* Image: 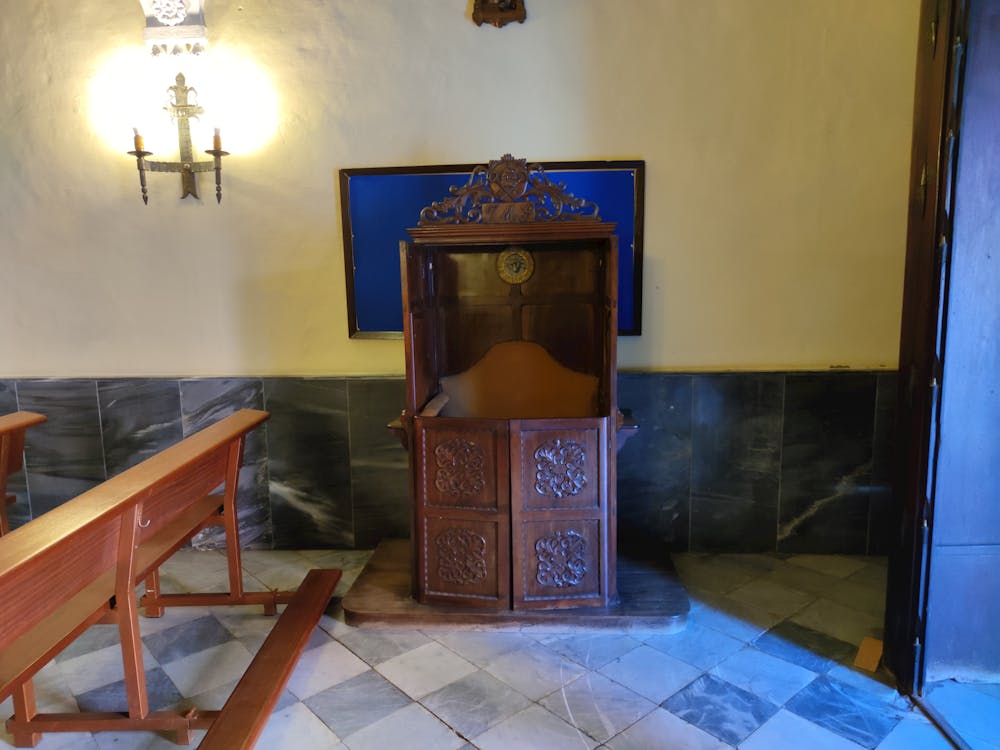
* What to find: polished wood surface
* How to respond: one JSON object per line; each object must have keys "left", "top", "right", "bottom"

{"left": 343, "top": 539, "right": 687, "bottom": 630}
{"left": 0, "top": 409, "right": 339, "bottom": 747}
{"left": 0, "top": 412, "right": 46, "bottom": 536}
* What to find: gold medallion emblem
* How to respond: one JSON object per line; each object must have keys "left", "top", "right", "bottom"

{"left": 496, "top": 247, "right": 534, "bottom": 285}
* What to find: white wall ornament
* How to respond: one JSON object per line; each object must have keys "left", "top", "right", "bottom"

{"left": 138, "top": 0, "right": 207, "bottom": 56}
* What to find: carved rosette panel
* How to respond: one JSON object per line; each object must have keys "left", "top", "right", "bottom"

{"left": 436, "top": 528, "right": 488, "bottom": 585}
{"left": 535, "top": 530, "right": 588, "bottom": 588}
{"left": 533, "top": 439, "right": 587, "bottom": 498}
{"left": 418, "top": 154, "right": 600, "bottom": 225}
{"left": 434, "top": 438, "right": 487, "bottom": 497}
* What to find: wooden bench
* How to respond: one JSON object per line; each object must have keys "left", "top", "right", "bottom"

{"left": 0, "top": 412, "right": 47, "bottom": 536}
{"left": 0, "top": 409, "right": 341, "bottom": 747}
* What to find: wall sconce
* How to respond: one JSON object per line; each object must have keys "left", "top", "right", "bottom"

{"left": 128, "top": 73, "right": 227, "bottom": 204}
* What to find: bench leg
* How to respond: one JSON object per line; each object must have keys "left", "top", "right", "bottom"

{"left": 10, "top": 680, "right": 40, "bottom": 747}
{"left": 143, "top": 568, "right": 164, "bottom": 617}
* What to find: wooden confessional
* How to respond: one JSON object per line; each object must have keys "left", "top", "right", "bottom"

{"left": 396, "top": 155, "right": 621, "bottom": 611}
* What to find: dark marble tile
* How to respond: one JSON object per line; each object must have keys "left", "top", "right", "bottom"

{"left": 752, "top": 620, "right": 856, "bottom": 674}
{"left": 179, "top": 379, "right": 267, "bottom": 461}
{"left": 616, "top": 373, "right": 692, "bottom": 554}
{"left": 662, "top": 673, "right": 778, "bottom": 745}
{"left": 778, "top": 373, "right": 876, "bottom": 554}
{"left": 16, "top": 380, "right": 106, "bottom": 517}
{"left": 142, "top": 615, "right": 234, "bottom": 665}
{"left": 76, "top": 667, "right": 183, "bottom": 713}
{"left": 867, "top": 372, "right": 898, "bottom": 555}
{"left": 347, "top": 378, "right": 409, "bottom": 548}
{"left": 0, "top": 380, "right": 17, "bottom": 412}
{"left": 0, "top": 380, "right": 31, "bottom": 529}
{"left": 98, "top": 379, "right": 183, "bottom": 476}
{"left": 180, "top": 379, "right": 271, "bottom": 549}
{"left": 304, "top": 670, "right": 412, "bottom": 739}
{"left": 264, "top": 378, "right": 353, "bottom": 549}
{"left": 785, "top": 674, "right": 905, "bottom": 747}
{"left": 690, "top": 374, "right": 783, "bottom": 552}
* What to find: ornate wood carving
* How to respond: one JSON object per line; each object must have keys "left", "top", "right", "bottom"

{"left": 434, "top": 438, "right": 487, "bottom": 497}
{"left": 435, "top": 528, "right": 489, "bottom": 584}
{"left": 535, "top": 530, "right": 588, "bottom": 587}
{"left": 418, "top": 154, "right": 600, "bottom": 225}
{"left": 472, "top": 0, "right": 526, "bottom": 28}
{"left": 533, "top": 439, "right": 588, "bottom": 498}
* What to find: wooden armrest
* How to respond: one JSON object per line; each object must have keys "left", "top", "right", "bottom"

{"left": 0, "top": 412, "right": 47, "bottom": 434}
{"left": 198, "top": 568, "right": 342, "bottom": 750}
{"left": 3, "top": 493, "right": 14, "bottom": 507}
{"left": 419, "top": 393, "right": 450, "bottom": 417}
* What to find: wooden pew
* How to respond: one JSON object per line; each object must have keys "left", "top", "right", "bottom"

{"left": 0, "top": 409, "right": 341, "bottom": 747}
{"left": 0, "top": 412, "right": 47, "bottom": 536}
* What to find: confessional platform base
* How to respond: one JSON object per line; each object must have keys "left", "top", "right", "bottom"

{"left": 342, "top": 538, "right": 689, "bottom": 631}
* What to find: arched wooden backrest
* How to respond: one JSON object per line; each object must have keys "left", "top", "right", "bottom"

{"left": 437, "top": 340, "right": 599, "bottom": 419}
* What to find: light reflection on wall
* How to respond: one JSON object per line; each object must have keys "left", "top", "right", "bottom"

{"left": 88, "top": 45, "right": 279, "bottom": 157}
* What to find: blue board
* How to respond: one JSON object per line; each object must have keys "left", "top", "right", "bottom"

{"left": 339, "top": 161, "right": 644, "bottom": 337}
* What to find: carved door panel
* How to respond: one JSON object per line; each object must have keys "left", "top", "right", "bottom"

{"left": 413, "top": 417, "right": 510, "bottom": 608}
{"left": 510, "top": 418, "right": 610, "bottom": 609}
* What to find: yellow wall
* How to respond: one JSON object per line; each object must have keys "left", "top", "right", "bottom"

{"left": 0, "top": 0, "right": 920, "bottom": 377}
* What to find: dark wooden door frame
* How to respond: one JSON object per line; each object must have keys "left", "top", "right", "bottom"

{"left": 884, "top": 0, "right": 970, "bottom": 695}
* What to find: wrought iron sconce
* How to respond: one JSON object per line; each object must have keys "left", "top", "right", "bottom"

{"left": 127, "top": 73, "right": 227, "bottom": 204}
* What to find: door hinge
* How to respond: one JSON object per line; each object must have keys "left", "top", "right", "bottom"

{"left": 919, "top": 163, "right": 928, "bottom": 214}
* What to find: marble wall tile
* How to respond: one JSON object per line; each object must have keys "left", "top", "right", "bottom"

{"left": 98, "top": 379, "right": 183, "bottom": 476}
{"left": 778, "top": 374, "right": 876, "bottom": 554}
{"left": 16, "top": 380, "right": 106, "bottom": 517}
{"left": 0, "top": 380, "right": 31, "bottom": 529}
{"left": 264, "top": 378, "right": 354, "bottom": 549}
{"left": 179, "top": 379, "right": 271, "bottom": 549}
{"left": 347, "top": 378, "right": 410, "bottom": 549}
{"left": 617, "top": 373, "right": 692, "bottom": 554}
{"left": 690, "top": 375, "right": 784, "bottom": 552}
{"left": 867, "top": 373, "right": 898, "bottom": 555}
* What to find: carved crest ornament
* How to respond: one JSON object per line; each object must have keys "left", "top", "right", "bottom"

{"left": 472, "top": 0, "right": 527, "bottom": 28}
{"left": 418, "top": 154, "right": 600, "bottom": 225}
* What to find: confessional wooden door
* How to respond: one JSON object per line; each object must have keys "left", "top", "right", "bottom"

{"left": 413, "top": 416, "right": 612, "bottom": 610}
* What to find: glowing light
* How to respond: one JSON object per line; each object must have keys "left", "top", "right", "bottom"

{"left": 88, "top": 46, "right": 279, "bottom": 156}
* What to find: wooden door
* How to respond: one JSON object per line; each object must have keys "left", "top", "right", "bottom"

{"left": 510, "top": 418, "right": 610, "bottom": 609}
{"left": 412, "top": 416, "right": 510, "bottom": 608}
{"left": 884, "top": 0, "right": 969, "bottom": 693}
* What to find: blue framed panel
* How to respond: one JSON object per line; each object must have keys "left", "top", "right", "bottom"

{"left": 339, "top": 160, "right": 645, "bottom": 337}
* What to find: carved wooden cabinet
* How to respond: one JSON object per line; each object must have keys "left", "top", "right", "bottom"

{"left": 398, "top": 155, "right": 620, "bottom": 611}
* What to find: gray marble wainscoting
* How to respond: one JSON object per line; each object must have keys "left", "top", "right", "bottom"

{"left": 0, "top": 372, "right": 896, "bottom": 554}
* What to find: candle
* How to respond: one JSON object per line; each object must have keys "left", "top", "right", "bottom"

{"left": 213, "top": 127, "right": 222, "bottom": 151}
{"left": 132, "top": 127, "right": 144, "bottom": 152}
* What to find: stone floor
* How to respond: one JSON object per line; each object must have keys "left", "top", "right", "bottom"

{"left": 0, "top": 549, "right": 962, "bottom": 749}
